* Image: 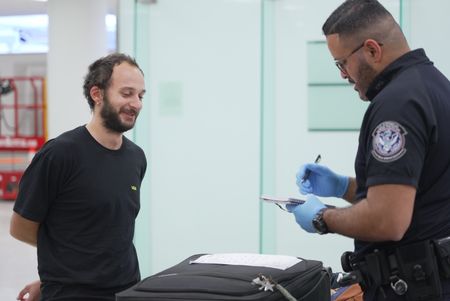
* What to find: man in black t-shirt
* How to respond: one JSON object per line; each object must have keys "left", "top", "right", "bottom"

{"left": 287, "top": 1, "right": 450, "bottom": 300}
{"left": 10, "top": 53, "right": 147, "bottom": 301}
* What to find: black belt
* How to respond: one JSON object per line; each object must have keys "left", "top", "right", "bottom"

{"left": 338, "top": 239, "right": 445, "bottom": 300}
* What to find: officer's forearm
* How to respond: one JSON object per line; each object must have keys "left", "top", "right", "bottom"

{"left": 324, "top": 184, "right": 415, "bottom": 241}
{"left": 323, "top": 202, "right": 391, "bottom": 241}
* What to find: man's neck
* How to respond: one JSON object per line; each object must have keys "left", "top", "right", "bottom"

{"left": 85, "top": 121, "right": 123, "bottom": 150}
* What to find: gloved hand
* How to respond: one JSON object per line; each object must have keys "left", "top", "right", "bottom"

{"left": 296, "top": 163, "right": 349, "bottom": 198}
{"left": 286, "top": 194, "right": 326, "bottom": 233}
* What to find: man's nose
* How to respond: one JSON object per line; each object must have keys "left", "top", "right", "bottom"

{"left": 130, "top": 96, "right": 142, "bottom": 109}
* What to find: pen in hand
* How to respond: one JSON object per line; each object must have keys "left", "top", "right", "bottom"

{"left": 301, "top": 154, "right": 321, "bottom": 183}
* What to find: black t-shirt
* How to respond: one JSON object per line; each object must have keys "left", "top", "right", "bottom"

{"left": 354, "top": 49, "right": 450, "bottom": 255}
{"left": 14, "top": 126, "right": 147, "bottom": 298}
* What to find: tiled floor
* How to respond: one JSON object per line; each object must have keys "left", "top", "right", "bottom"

{"left": 0, "top": 200, "right": 38, "bottom": 300}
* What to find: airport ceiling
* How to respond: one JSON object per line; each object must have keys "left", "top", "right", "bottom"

{"left": 0, "top": 0, "right": 117, "bottom": 16}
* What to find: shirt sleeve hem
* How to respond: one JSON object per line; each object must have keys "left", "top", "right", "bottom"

{"left": 366, "top": 176, "right": 418, "bottom": 188}
{"left": 13, "top": 206, "right": 43, "bottom": 223}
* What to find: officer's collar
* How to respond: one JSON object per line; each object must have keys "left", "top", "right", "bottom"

{"left": 366, "top": 49, "right": 430, "bottom": 101}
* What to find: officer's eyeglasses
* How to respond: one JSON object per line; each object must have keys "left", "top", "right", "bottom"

{"left": 334, "top": 41, "right": 383, "bottom": 73}
{"left": 334, "top": 42, "right": 365, "bottom": 73}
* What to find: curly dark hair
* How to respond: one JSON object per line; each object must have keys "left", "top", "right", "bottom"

{"left": 83, "top": 53, "right": 143, "bottom": 110}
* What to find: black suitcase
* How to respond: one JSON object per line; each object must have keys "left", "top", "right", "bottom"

{"left": 116, "top": 253, "right": 331, "bottom": 301}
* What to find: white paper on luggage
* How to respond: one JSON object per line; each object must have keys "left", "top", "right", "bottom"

{"left": 189, "top": 253, "right": 302, "bottom": 270}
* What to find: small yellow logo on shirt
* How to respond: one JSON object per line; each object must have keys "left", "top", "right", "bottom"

{"left": 131, "top": 185, "right": 137, "bottom": 191}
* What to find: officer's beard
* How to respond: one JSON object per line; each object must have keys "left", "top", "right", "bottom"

{"left": 356, "top": 58, "right": 378, "bottom": 102}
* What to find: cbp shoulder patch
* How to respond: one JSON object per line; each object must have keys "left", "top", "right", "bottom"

{"left": 371, "top": 121, "right": 407, "bottom": 162}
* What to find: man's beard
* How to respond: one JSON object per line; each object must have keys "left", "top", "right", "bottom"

{"left": 100, "top": 95, "right": 138, "bottom": 133}
{"left": 356, "top": 58, "right": 378, "bottom": 101}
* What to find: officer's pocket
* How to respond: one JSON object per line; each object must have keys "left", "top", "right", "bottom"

{"left": 395, "top": 240, "right": 442, "bottom": 301}
{"left": 433, "top": 236, "right": 450, "bottom": 278}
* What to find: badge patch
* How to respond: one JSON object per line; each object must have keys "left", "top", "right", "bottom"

{"left": 371, "top": 121, "right": 407, "bottom": 162}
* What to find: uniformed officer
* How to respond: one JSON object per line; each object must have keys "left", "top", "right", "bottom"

{"left": 287, "top": 1, "right": 450, "bottom": 300}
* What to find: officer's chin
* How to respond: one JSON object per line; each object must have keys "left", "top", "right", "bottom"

{"left": 360, "top": 95, "right": 369, "bottom": 101}
{"left": 354, "top": 86, "right": 369, "bottom": 101}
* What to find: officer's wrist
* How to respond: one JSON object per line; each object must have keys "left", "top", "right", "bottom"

{"left": 312, "top": 208, "right": 332, "bottom": 235}
{"left": 337, "top": 176, "right": 350, "bottom": 198}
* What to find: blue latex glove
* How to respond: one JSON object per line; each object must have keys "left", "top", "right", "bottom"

{"left": 296, "top": 163, "right": 349, "bottom": 198}
{"left": 286, "top": 194, "right": 326, "bottom": 233}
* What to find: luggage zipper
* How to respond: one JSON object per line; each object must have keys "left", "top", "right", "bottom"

{"left": 252, "top": 274, "right": 297, "bottom": 301}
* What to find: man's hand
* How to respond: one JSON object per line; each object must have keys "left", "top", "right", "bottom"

{"left": 17, "top": 280, "right": 41, "bottom": 301}
{"left": 286, "top": 195, "right": 326, "bottom": 233}
{"left": 296, "top": 163, "right": 349, "bottom": 198}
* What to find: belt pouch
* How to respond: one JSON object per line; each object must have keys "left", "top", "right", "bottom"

{"left": 364, "top": 251, "right": 391, "bottom": 287}
{"left": 395, "top": 240, "right": 442, "bottom": 301}
{"left": 433, "top": 236, "right": 450, "bottom": 278}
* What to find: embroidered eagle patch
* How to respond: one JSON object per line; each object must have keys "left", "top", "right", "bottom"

{"left": 371, "top": 121, "right": 407, "bottom": 162}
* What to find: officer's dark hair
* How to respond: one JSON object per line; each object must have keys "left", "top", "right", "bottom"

{"left": 322, "top": 0, "right": 395, "bottom": 41}
{"left": 83, "top": 53, "right": 143, "bottom": 110}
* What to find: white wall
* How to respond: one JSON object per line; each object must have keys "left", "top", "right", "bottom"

{"left": 47, "top": 0, "right": 108, "bottom": 138}
{"left": 134, "top": 0, "right": 262, "bottom": 274}
{"left": 0, "top": 54, "right": 45, "bottom": 77}
{"left": 406, "top": 0, "right": 450, "bottom": 78}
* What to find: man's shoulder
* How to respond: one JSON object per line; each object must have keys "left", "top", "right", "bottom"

{"left": 122, "top": 135, "right": 145, "bottom": 153}
{"left": 39, "top": 126, "right": 86, "bottom": 155}
{"left": 57, "top": 126, "right": 86, "bottom": 140}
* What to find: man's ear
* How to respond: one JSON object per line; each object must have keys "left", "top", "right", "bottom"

{"left": 90, "top": 86, "right": 103, "bottom": 104}
{"left": 365, "top": 39, "right": 383, "bottom": 62}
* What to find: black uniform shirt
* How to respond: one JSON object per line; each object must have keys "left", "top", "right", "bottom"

{"left": 354, "top": 49, "right": 450, "bottom": 255}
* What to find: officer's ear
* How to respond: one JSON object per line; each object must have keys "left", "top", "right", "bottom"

{"left": 364, "top": 39, "right": 383, "bottom": 63}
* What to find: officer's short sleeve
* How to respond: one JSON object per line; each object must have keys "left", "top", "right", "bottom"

{"left": 365, "top": 97, "right": 432, "bottom": 188}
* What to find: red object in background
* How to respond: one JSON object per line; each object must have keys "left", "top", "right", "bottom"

{"left": 0, "top": 77, "right": 46, "bottom": 200}
{"left": 0, "top": 171, "right": 22, "bottom": 200}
